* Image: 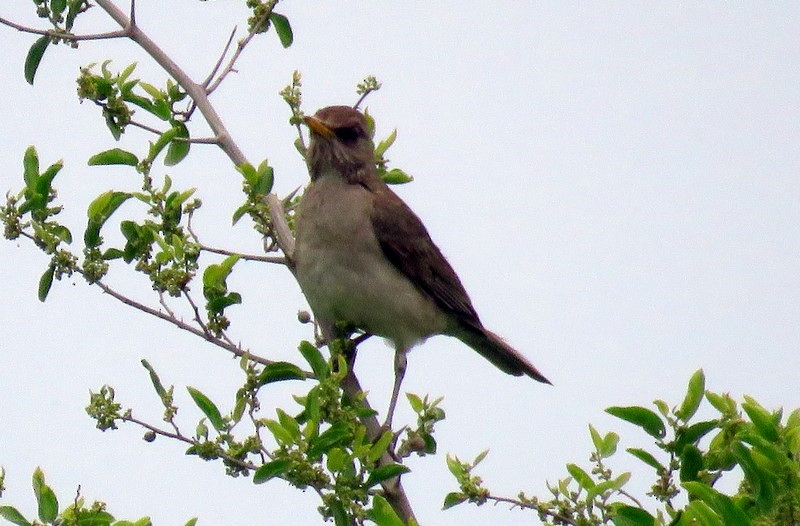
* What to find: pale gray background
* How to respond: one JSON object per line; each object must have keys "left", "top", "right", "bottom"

{"left": 1, "top": 2, "right": 798, "bottom": 525}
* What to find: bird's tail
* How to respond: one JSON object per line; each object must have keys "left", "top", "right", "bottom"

{"left": 454, "top": 327, "right": 551, "bottom": 384}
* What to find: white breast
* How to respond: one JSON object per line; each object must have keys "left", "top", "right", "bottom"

{"left": 295, "top": 174, "right": 447, "bottom": 351}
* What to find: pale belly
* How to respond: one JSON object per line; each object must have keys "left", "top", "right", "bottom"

{"left": 295, "top": 177, "right": 448, "bottom": 351}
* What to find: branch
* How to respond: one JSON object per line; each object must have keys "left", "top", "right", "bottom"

{"left": 485, "top": 495, "right": 578, "bottom": 525}
{"left": 0, "top": 16, "right": 129, "bottom": 41}
{"left": 204, "top": 2, "right": 277, "bottom": 96}
{"left": 201, "top": 27, "right": 237, "bottom": 90}
{"left": 21, "top": 2, "right": 417, "bottom": 521}
{"left": 123, "top": 414, "right": 257, "bottom": 473}
{"left": 84, "top": 270, "right": 300, "bottom": 371}
{"left": 200, "top": 244, "right": 287, "bottom": 265}
{"left": 93, "top": 0, "right": 294, "bottom": 265}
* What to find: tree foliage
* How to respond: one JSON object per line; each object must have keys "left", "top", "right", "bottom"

{"left": 1, "top": 2, "right": 798, "bottom": 525}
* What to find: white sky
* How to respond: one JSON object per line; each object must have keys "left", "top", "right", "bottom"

{"left": 1, "top": 2, "right": 799, "bottom": 525}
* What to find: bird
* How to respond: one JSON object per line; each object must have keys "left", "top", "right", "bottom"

{"left": 294, "top": 105, "right": 550, "bottom": 425}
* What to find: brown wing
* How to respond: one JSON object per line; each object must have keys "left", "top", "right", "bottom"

{"left": 369, "top": 184, "right": 483, "bottom": 332}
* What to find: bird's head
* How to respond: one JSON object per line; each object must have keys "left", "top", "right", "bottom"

{"left": 303, "top": 106, "right": 375, "bottom": 182}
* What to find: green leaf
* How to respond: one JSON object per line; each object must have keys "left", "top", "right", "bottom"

{"left": 676, "top": 369, "right": 705, "bottom": 422}
{"left": 606, "top": 406, "right": 666, "bottom": 439}
{"left": 298, "top": 341, "right": 329, "bottom": 379}
{"left": 406, "top": 393, "right": 424, "bottom": 413}
{"left": 653, "top": 399, "right": 670, "bottom": 417}
{"left": 265, "top": 419, "right": 294, "bottom": 445}
{"left": 237, "top": 162, "right": 258, "bottom": 185}
{"left": 164, "top": 123, "right": 190, "bottom": 166}
{"left": 742, "top": 396, "right": 779, "bottom": 442}
{"left": 186, "top": 386, "right": 225, "bottom": 431}
{"left": 87, "top": 191, "right": 132, "bottom": 222}
{"left": 380, "top": 167, "right": 413, "bottom": 185}
{"left": 366, "top": 495, "right": 405, "bottom": 526}
{"left": 88, "top": 148, "right": 139, "bottom": 166}
{"left": 626, "top": 448, "right": 665, "bottom": 473}
{"left": 368, "top": 430, "right": 394, "bottom": 463}
{"left": 685, "top": 501, "right": 724, "bottom": 526}
{"left": 330, "top": 499, "right": 348, "bottom": 526}
{"left": 269, "top": 12, "right": 293, "bottom": 48}
{"left": 365, "top": 463, "right": 410, "bottom": 488}
{"left": 679, "top": 444, "right": 704, "bottom": 482}
{"left": 375, "top": 129, "right": 397, "bottom": 158}
{"left": 674, "top": 420, "right": 719, "bottom": 453}
{"left": 253, "top": 458, "right": 292, "bottom": 484}
{"left": 589, "top": 424, "right": 604, "bottom": 452}
{"left": 51, "top": 224, "right": 73, "bottom": 244}
{"left": 600, "top": 431, "right": 620, "bottom": 458}
{"left": 35, "top": 160, "right": 63, "bottom": 196}
{"left": 610, "top": 504, "right": 655, "bottom": 526}
{"left": 566, "top": 463, "right": 595, "bottom": 489}
{"left": 446, "top": 454, "right": 465, "bottom": 478}
{"left": 25, "top": 36, "right": 50, "bottom": 85}
{"left": 276, "top": 409, "right": 301, "bottom": 441}
{"left": 308, "top": 422, "right": 352, "bottom": 458}
{"left": 23, "top": 146, "right": 39, "bottom": 188}
{"left": 52, "top": 0, "right": 67, "bottom": 15}
{"left": 442, "top": 492, "right": 467, "bottom": 510}
{"left": 84, "top": 191, "right": 132, "bottom": 247}
{"left": 184, "top": 518, "right": 198, "bottom": 526}
{"left": 588, "top": 479, "right": 618, "bottom": 500}
{"left": 0, "top": 506, "right": 31, "bottom": 526}
{"left": 682, "top": 481, "right": 751, "bottom": 525}
{"left": 140, "top": 359, "right": 167, "bottom": 398}
{"left": 38, "top": 265, "right": 55, "bottom": 302}
{"left": 253, "top": 161, "right": 274, "bottom": 196}
{"left": 257, "top": 361, "right": 307, "bottom": 385}
{"left": 148, "top": 127, "right": 180, "bottom": 162}
{"left": 706, "top": 391, "right": 737, "bottom": 415}
{"left": 32, "top": 467, "right": 58, "bottom": 523}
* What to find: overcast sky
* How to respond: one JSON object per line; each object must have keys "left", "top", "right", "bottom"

{"left": 1, "top": 2, "right": 799, "bottom": 525}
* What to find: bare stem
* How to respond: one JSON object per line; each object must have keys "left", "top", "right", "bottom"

{"left": 200, "top": 244, "right": 287, "bottom": 265}
{"left": 205, "top": 2, "right": 278, "bottom": 96}
{"left": 0, "top": 15, "right": 129, "bottom": 40}
{"left": 85, "top": 270, "right": 295, "bottom": 370}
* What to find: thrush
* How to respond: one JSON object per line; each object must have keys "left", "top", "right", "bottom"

{"left": 294, "top": 106, "right": 550, "bottom": 424}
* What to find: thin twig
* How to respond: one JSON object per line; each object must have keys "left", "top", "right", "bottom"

{"left": 182, "top": 287, "right": 213, "bottom": 338}
{"left": 157, "top": 290, "right": 176, "bottom": 318}
{"left": 181, "top": 136, "right": 221, "bottom": 145}
{"left": 0, "top": 16, "right": 129, "bottom": 40}
{"left": 128, "top": 119, "right": 163, "bottom": 136}
{"left": 200, "top": 244, "right": 287, "bottom": 265}
{"left": 486, "top": 495, "right": 578, "bottom": 525}
{"left": 123, "top": 414, "right": 256, "bottom": 472}
{"left": 205, "top": 2, "right": 277, "bottom": 96}
{"left": 85, "top": 271, "right": 293, "bottom": 369}
{"left": 202, "top": 27, "right": 237, "bottom": 89}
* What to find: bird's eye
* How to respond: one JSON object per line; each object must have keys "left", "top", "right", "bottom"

{"left": 334, "top": 126, "right": 360, "bottom": 143}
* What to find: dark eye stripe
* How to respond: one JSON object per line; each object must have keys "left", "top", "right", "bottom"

{"left": 334, "top": 126, "right": 360, "bottom": 142}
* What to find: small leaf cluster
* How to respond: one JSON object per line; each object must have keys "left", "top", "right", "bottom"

{"left": 91, "top": 342, "right": 415, "bottom": 525}
{"left": 77, "top": 62, "right": 190, "bottom": 145}
{"left": 361, "top": 111, "right": 413, "bottom": 186}
{"left": 443, "top": 451, "right": 491, "bottom": 509}
{"left": 398, "top": 394, "right": 445, "bottom": 458}
{"left": 253, "top": 342, "right": 410, "bottom": 525}
{"left": 24, "top": 1, "right": 91, "bottom": 85}
{"left": 231, "top": 160, "right": 279, "bottom": 242}
{"left": 32, "top": 0, "right": 88, "bottom": 36}
{"left": 201, "top": 255, "right": 240, "bottom": 334}
{"left": 1, "top": 146, "right": 76, "bottom": 301}
{"left": 244, "top": 0, "right": 293, "bottom": 48}
{"left": 444, "top": 370, "right": 800, "bottom": 526}
{"left": 0, "top": 466, "right": 196, "bottom": 526}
